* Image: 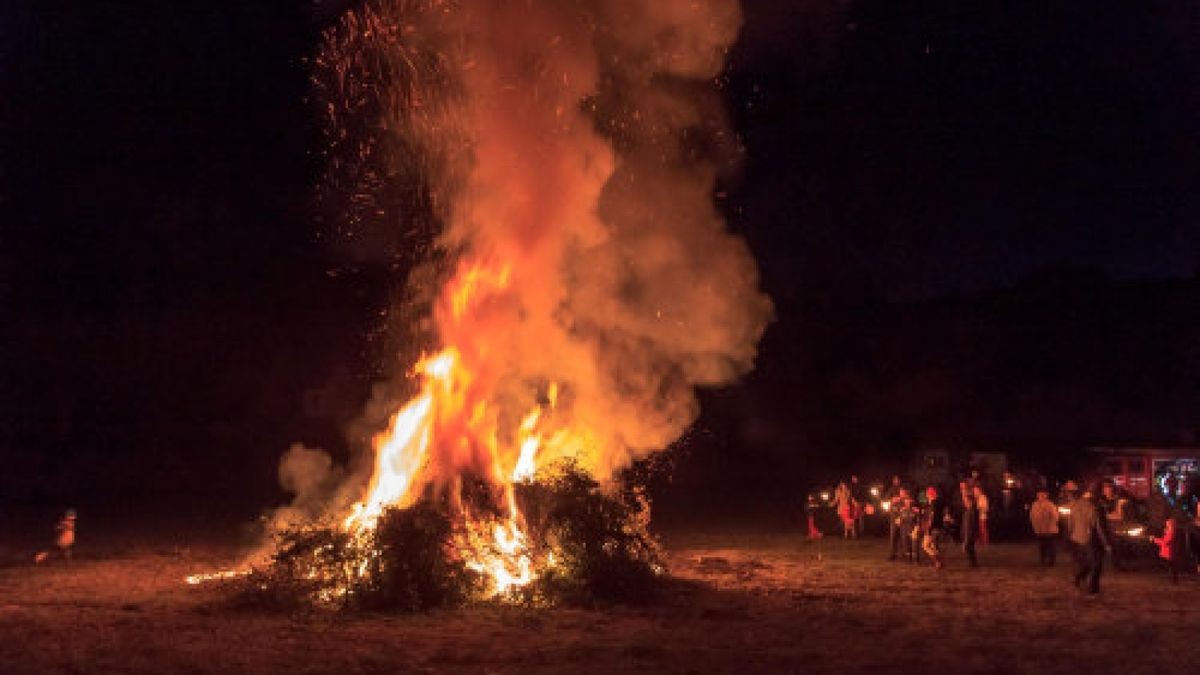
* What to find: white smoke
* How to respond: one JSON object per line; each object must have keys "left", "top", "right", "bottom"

{"left": 291, "top": 0, "right": 771, "bottom": 508}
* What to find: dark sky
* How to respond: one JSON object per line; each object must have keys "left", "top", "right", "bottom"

{"left": 729, "top": 0, "right": 1198, "bottom": 301}
{"left": 5, "top": 0, "right": 1198, "bottom": 310}
{"left": 2, "top": 1, "right": 1198, "bottom": 505}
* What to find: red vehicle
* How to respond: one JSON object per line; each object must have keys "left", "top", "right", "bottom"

{"left": 1088, "top": 447, "right": 1200, "bottom": 506}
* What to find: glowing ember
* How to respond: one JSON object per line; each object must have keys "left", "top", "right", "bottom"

{"left": 185, "top": 569, "right": 252, "bottom": 586}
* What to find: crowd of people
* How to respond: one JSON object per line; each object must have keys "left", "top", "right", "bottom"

{"left": 805, "top": 473, "right": 1200, "bottom": 595}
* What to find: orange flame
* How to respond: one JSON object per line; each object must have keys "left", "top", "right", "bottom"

{"left": 338, "top": 259, "right": 569, "bottom": 596}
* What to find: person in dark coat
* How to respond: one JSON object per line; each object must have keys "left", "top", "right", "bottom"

{"left": 1188, "top": 510, "right": 1200, "bottom": 575}
{"left": 850, "top": 475, "right": 867, "bottom": 537}
{"left": 1066, "top": 487, "right": 1113, "bottom": 595}
{"left": 887, "top": 487, "right": 911, "bottom": 560}
{"left": 960, "top": 484, "right": 980, "bottom": 567}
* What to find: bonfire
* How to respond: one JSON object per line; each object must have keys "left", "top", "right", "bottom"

{"left": 188, "top": 0, "right": 771, "bottom": 610}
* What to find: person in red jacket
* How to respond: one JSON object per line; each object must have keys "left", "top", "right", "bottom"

{"left": 1152, "top": 515, "right": 1185, "bottom": 583}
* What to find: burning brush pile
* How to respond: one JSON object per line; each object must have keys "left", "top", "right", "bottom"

{"left": 194, "top": 0, "right": 771, "bottom": 610}
{"left": 245, "top": 462, "right": 662, "bottom": 610}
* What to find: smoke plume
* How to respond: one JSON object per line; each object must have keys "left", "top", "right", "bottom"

{"left": 299, "top": 0, "right": 771, "bottom": 508}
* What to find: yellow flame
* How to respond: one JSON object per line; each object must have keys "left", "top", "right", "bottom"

{"left": 334, "top": 259, "right": 563, "bottom": 596}
{"left": 344, "top": 392, "right": 434, "bottom": 530}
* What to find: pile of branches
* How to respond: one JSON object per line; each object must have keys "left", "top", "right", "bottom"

{"left": 238, "top": 462, "right": 665, "bottom": 612}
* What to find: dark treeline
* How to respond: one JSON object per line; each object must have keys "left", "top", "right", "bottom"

{"left": 4, "top": 269, "right": 1196, "bottom": 516}
{"left": 670, "top": 270, "right": 1199, "bottom": 513}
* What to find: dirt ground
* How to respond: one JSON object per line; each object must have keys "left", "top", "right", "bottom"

{"left": 1, "top": 525, "right": 1197, "bottom": 674}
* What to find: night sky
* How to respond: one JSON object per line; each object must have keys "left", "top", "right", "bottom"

{"left": 3, "top": 1, "right": 1198, "bottom": 511}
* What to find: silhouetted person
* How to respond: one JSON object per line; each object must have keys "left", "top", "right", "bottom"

{"left": 960, "top": 485, "right": 980, "bottom": 567}
{"left": 1099, "top": 481, "right": 1128, "bottom": 570}
{"left": 887, "top": 487, "right": 911, "bottom": 560}
{"left": 850, "top": 475, "right": 867, "bottom": 536}
{"left": 901, "top": 497, "right": 921, "bottom": 563}
{"left": 1066, "top": 488, "right": 1112, "bottom": 595}
{"left": 1189, "top": 511, "right": 1200, "bottom": 575}
{"left": 883, "top": 475, "right": 905, "bottom": 500}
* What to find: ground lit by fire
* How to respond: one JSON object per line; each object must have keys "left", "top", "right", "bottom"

{"left": 5, "top": 530, "right": 1198, "bottom": 674}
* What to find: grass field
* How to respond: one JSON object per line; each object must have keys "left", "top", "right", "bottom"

{"left": 1, "top": 525, "right": 1196, "bottom": 674}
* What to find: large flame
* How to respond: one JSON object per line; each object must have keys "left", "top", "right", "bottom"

{"left": 340, "top": 259, "right": 578, "bottom": 595}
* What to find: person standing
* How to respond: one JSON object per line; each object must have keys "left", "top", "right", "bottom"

{"left": 1066, "top": 487, "right": 1113, "bottom": 595}
{"left": 960, "top": 484, "right": 980, "bottom": 567}
{"left": 56, "top": 509, "right": 77, "bottom": 560}
{"left": 1029, "top": 489, "right": 1059, "bottom": 566}
{"left": 902, "top": 496, "right": 922, "bottom": 563}
{"left": 850, "top": 475, "right": 867, "bottom": 537}
{"left": 887, "top": 487, "right": 910, "bottom": 560}
{"left": 833, "top": 482, "right": 857, "bottom": 539}
{"left": 883, "top": 475, "right": 905, "bottom": 502}
{"left": 805, "top": 494, "right": 824, "bottom": 541}
{"left": 975, "top": 485, "right": 990, "bottom": 546}
{"left": 1099, "top": 482, "right": 1127, "bottom": 570}
{"left": 1189, "top": 510, "right": 1200, "bottom": 575}
{"left": 1152, "top": 515, "right": 1185, "bottom": 583}
{"left": 922, "top": 486, "right": 949, "bottom": 569}
{"left": 949, "top": 480, "right": 970, "bottom": 543}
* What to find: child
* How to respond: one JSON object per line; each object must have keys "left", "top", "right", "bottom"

{"left": 34, "top": 509, "right": 77, "bottom": 564}
{"left": 805, "top": 494, "right": 824, "bottom": 541}
{"left": 56, "top": 509, "right": 77, "bottom": 560}
{"left": 1152, "top": 516, "right": 1185, "bottom": 583}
